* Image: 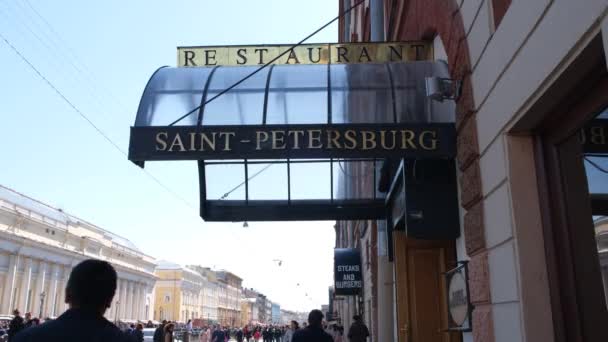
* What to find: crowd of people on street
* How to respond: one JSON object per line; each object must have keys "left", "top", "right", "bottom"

{"left": 0, "top": 259, "right": 370, "bottom": 342}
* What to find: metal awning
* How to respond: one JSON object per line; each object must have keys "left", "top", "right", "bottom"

{"left": 129, "top": 61, "right": 456, "bottom": 221}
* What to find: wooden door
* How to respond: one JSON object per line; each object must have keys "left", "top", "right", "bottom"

{"left": 394, "top": 231, "right": 460, "bottom": 342}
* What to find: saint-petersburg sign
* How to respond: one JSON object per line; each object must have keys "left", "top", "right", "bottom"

{"left": 177, "top": 42, "right": 432, "bottom": 67}
{"left": 128, "top": 123, "right": 456, "bottom": 161}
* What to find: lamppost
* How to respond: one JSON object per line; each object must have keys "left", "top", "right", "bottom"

{"left": 38, "top": 291, "right": 45, "bottom": 318}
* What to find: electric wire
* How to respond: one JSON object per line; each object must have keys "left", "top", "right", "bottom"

{"left": 0, "top": 31, "right": 197, "bottom": 211}
{"left": 585, "top": 156, "right": 608, "bottom": 174}
{"left": 168, "top": 0, "right": 366, "bottom": 126}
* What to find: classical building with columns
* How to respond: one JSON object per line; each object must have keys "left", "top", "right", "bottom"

{"left": 0, "top": 185, "right": 156, "bottom": 322}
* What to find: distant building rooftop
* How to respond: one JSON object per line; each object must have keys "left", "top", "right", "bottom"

{"left": 0, "top": 184, "right": 143, "bottom": 254}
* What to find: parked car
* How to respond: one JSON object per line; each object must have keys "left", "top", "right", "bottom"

{"left": 142, "top": 328, "right": 155, "bottom": 341}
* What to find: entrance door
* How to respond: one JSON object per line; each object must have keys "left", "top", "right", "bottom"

{"left": 393, "top": 231, "right": 460, "bottom": 342}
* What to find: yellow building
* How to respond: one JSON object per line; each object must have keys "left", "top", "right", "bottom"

{"left": 153, "top": 261, "right": 203, "bottom": 322}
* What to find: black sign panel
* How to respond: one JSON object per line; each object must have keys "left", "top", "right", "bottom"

{"left": 129, "top": 123, "right": 456, "bottom": 161}
{"left": 334, "top": 248, "right": 363, "bottom": 296}
{"left": 581, "top": 119, "right": 608, "bottom": 153}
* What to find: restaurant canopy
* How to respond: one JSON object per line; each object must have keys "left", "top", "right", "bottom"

{"left": 129, "top": 60, "right": 456, "bottom": 221}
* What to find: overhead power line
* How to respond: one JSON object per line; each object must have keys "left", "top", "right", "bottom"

{"left": 0, "top": 31, "right": 196, "bottom": 211}
{"left": 169, "top": 0, "right": 366, "bottom": 126}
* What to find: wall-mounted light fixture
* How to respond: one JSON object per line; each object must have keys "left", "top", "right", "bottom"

{"left": 425, "top": 77, "right": 462, "bottom": 102}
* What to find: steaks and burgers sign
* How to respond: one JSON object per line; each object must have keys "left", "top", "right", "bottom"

{"left": 334, "top": 248, "right": 363, "bottom": 296}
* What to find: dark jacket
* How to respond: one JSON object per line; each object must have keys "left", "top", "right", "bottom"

{"left": 12, "top": 308, "right": 131, "bottom": 342}
{"left": 132, "top": 329, "right": 144, "bottom": 342}
{"left": 347, "top": 321, "right": 369, "bottom": 342}
{"left": 153, "top": 324, "right": 165, "bottom": 342}
{"left": 292, "top": 326, "right": 333, "bottom": 342}
{"left": 8, "top": 315, "right": 25, "bottom": 340}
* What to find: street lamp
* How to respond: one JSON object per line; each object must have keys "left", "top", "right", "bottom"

{"left": 38, "top": 292, "right": 45, "bottom": 318}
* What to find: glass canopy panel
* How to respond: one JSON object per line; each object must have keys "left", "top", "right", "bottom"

{"left": 331, "top": 63, "right": 394, "bottom": 124}
{"left": 135, "top": 67, "right": 213, "bottom": 126}
{"left": 265, "top": 64, "right": 328, "bottom": 124}
{"left": 203, "top": 66, "right": 268, "bottom": 125}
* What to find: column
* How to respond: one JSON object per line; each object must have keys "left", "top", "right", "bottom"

{"left": 112, "top": 279, "right": 121, "bottom": 321}
{"left": 132, "top": 283, "right": 140, "bottom": 320}
{"left": 32, "top": 261, "right": 48, "bottom": 318}
{"left": 1, "top": 254, "right": 17, "bottom": 314}
{"left": 49, "top": 264, "right": 60, "bottom": 317}
{"left": 127, "top": 281, "right": 133, "bottom": 319}
{"left": 122, "top": 280, "right": 129, "bottom": 320}
{"left": 17, "top": 258, "right": 32, "bottom": 312}
{"left": 138, "top": 284, "right": 146, "bottom": 320}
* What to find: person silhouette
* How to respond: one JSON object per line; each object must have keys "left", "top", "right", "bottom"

{"left": 13, "top": 259, "right": 130, "bottom": 342}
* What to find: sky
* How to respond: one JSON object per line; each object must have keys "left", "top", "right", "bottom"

{"left": 0, "top": 0, "right": 340, "bottom": 312}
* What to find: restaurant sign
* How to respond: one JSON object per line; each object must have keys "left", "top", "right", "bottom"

{"left": 444, "top": 261, "right": 473, "bottom": 331}
{"left": 334, "top": 248, "right": 363, "bottom": 296}
{"left": 177, "top": 42, "right": 432, "bottom": 67}
{"left": 129, "top": 123, "right": 456, "bottom": 161}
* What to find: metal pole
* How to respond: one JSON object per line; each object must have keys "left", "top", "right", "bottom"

{"left": 38, "top": 292, "right": 45, "bottom": 318}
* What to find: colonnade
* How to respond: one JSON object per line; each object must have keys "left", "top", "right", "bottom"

{"left": 0, "top": 254, "right": 152, "bottom": 321}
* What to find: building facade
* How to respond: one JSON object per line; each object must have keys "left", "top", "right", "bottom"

{"left": 337, "top": 0, "right": 608, "bottom": 342}
{"left": 153, "top": 261, "right": 204, "bottom": 322}
{"left": 216, "top": 270, "right": 242, "bottom": 327}
{"left": 0, "top": 185, "right": 156, "bottom": 322}
{"left": 271, "top": 303, "right": 281, "bottom": 324}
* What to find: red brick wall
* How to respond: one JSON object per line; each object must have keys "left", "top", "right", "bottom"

{"left": 491, "top": 0, "right": 512, "bottom": 28}
{"left": 386, "top": 1, "right": 495, "bottom": 341}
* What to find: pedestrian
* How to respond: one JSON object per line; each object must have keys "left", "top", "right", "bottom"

{"left": 253, "top": 328, "right": 261, "bottom": 341}
{"left": 133, "top": 323, "right": 144, "bottom": 342}
{"left": 12, "top": 259, "right": 131, "bottom": 342}
{"left": 163, "top": 323, "right": 175, "bottom": 342}
{"left": 8, "top": 309, "right": 25, "bottom": 341}
{"left": 346, "top": 315, "right": 369, "bottom": 342}
{"left": 236, "top": 328, "right": 244, "bottom": 342}
{"left": 153, "top": 320, "right": 167, "bottom": 342}
{"left": 211, "top": 325, "right": 225, "bottom": 342}
{"left": 23, "top": 313, "right": 33, "bottom": 329}
{"left": 334, "top": 325, "right": 344, "bottom": 342}
{"left": 282, "top": 320, "right": 298, "bottom": 342}
{"left": 291, "top": 310, "right": 333, "bottom": 342}
{"left": 183, "top": 319, "right": 192, "bottom": 342}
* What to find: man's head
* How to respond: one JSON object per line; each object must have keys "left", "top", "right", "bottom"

{"left": 65, "top": 259, "right": 117, "bottom": 314}
{"left": 25, "top": 312, "right": 31, "bottom": 320}
{"left": 162, "top": 320, "right": 167, "bottom": 326}
{"left": 13, "top": 309, "right": 20, "bottom": 316}
{"left": 353, "top": 315, "right": 361, "bottom": 322}
{"left": 307, "top": 309, "right": 324, "bottom": 327}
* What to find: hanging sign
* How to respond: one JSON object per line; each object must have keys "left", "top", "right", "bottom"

{"left": 177, "top": 42, "right": 432, "bottom": 67}
{"left": 334, "top": 248, "right": 363, "bottom": 296}
{"left": 581, "top": 119, "right": 608, "bottom": 153}
{"left": 129, "top": 123, "right": 456, "bottom": 162}
{"left": 444, "top": 261, "right": 473, "bottom": 331}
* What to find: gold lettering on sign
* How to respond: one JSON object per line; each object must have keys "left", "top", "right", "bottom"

{"left": 155, "top": 132, "right": 168, "bottom": 151}
{"left": 271, "top": 130, "right": 287, "bottom": 149}
{"left": 327, "top": 130, "right": 342, "bottom": 149}
{"left": 401, "top": 130, "right": 417, "bottom": 149}
{"left": 177, "top": 42, "right": 432, "bottom": 66}
{"left": 344, "top": 130, "right": 357, "bottom": 149}
{"left": 200, "top": 132, "right": 216, "bottom": 151}
{"left": 256, "top": 131, "right": 269, "bottom": 150}
{"left": 361, "top": 131, "right": 377, "bottom": 150}
{"left": 419, "top": 130, "right": 438, "bottom": 150}
{"left": 308, "top": 130, "right": 323, "bottom": 149}
{"left": 219, "top": 132, "right": 236, "bottom": 151}
{"left": 168, "top": 134, "right": 186, "bottom": 152}
{"left": 288, "top": 130, "right": 305, "bottom": 149}
{"left": 380, "top": 130, "right": 396, "bottom": 149}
